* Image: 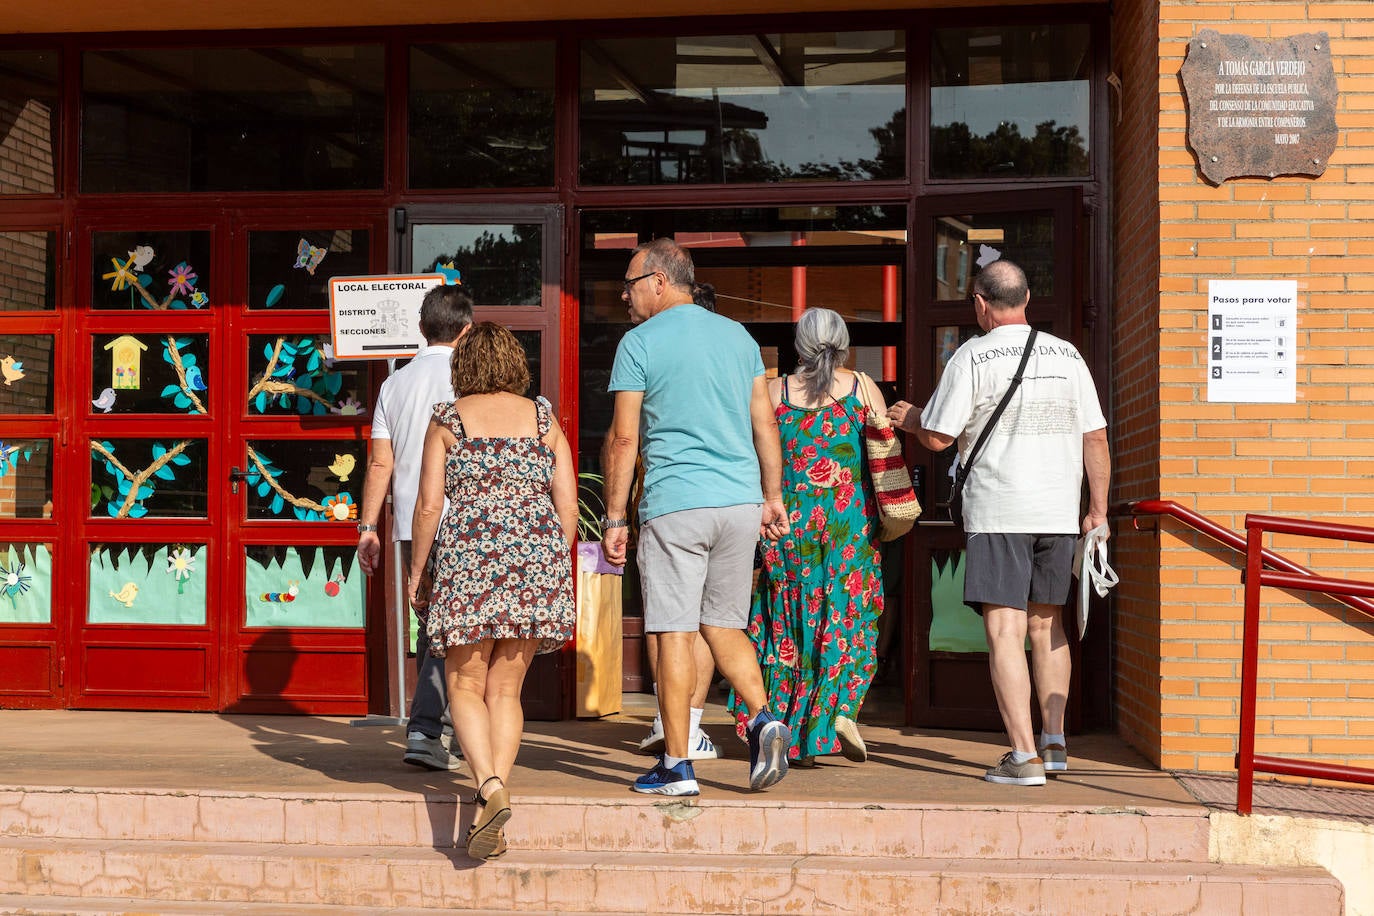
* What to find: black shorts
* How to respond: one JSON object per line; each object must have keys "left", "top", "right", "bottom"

{"left": 964, "top": 532, "right": 1075, "bottom": 613}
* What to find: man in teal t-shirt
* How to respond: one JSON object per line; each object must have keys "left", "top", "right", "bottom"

{"left": 601, "top": 238, "right": 791, "bottom": 798}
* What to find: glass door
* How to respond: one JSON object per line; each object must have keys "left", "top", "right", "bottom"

{"left": 908, "top": 187, "right": 1083, "bottom": 729}
{"left": 224, "top": 215, "right": 382, "bottom": 714}
{"left": 72, "top": 214, "right": 224, "bottom": 709}
{"left": 395, "top": 204, "right": 567, "bottom": 718}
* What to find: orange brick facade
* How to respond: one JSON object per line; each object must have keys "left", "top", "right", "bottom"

{"left": 1113, "top": 0, "right": 1374, "bottom": 773}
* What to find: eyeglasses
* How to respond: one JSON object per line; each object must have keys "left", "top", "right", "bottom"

{"left": 622, "top": 271, "right": 657, "bottom": 294}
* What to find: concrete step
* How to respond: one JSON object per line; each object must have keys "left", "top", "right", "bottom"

{"left": 0, "top": 786, "right": 1211, "bottom": 862}
{"left": 0, "top": 897, "right": 620, "bottom": 916}
{"left": 0, "top": 838, "right": 1343, "bottom": 914}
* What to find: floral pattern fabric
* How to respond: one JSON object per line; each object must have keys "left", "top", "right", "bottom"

{"left": 425, "top": 396, "right": 574, "bottom": 657}
{"left": 729, "top": 380, "right": 884, "bottom": 760}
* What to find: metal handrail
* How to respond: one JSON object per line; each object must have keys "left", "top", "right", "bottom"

{"left": 1238, "top": 514, "right": 1374, "bottom": 813}
{"left": 1122, "top": 499, "right": 1374, "bottom": 619}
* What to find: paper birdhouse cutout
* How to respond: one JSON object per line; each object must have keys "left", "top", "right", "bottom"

{"left": 105, "top": 335, "right": 147, "bottom": 390}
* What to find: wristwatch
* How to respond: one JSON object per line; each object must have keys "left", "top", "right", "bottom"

{"left": 357, "top": 523, "right": 378, "bottom": 534}
{"left": 600, "top": 516, "right": 629, "bottom": 529}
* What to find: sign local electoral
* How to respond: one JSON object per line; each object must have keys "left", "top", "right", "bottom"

{"left": 328, "top": 274, "right": 445, "bottom": 360}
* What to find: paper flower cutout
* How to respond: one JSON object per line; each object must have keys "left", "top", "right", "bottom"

{"left": 102, "top": 256, "right": 138, "bottom": 292}
{"left": 168, "top": 262, "right": 198, "bottom": 297}
{"left": 167, "top": 547, "right": 197, "bottom": 580}
{"left": 322, "top": 492, "right": 358, "bottom": 521}
{"left": 331, "top": 396, "right": 364, "bottom": 416}
{"left": 0, "top": 560, "right": 31, "bottom": 608}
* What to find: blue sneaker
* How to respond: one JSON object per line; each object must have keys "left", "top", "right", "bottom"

{"left": 746, "top": 710, "right": 790, "bottom": 791}
{"left": 632, "top": 758, "right": 700, "bottom": 796}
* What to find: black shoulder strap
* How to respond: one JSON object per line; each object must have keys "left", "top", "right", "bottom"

{"left": 952, "top": 328, "right": 1038, "bottom": 494}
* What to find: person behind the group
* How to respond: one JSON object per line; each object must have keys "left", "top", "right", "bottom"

{"left": 601, "top": 237, "right": 791, "bottom": 797}
{"left": 728, "top": 307, "right": 887, "bottom": 766}
{"left": 887, "top": 259, "right": 1110, "bottom": 787}
{"left": 357, "top": 283, "right": 472, "bottom": 773}
{"left": 408, "top": 321, "right": 576, "bottom": 858}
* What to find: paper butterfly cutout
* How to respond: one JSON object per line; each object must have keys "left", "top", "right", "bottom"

{"left": 294, "top": 238, "right": 327, "bottom": 276}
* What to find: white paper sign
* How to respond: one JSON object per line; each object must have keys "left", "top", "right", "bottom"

{"left": 1206, "top": 279, "right": 1297, "bottom": 403}
{"left": 328, "top": 274, "right": 445, "bottom": 360}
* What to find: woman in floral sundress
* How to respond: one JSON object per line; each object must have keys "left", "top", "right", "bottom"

{"left": 408, "top": 322, "right": 576, "bottom": 861}
{"left": 729, "top": 308, "right": 888, "bottom": 765}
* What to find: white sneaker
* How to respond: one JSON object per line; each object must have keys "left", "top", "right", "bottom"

{"left": 637, "top": 719, "right": 665, "bottom": 755}
{"left": 688, "top": 729, "right": 724, "bottom": 760}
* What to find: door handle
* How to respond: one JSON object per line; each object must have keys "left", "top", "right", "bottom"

{"left": 229, "top": 466, "right": 251, "bottom": 494}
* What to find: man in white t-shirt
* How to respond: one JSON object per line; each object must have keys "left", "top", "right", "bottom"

{"left": 888, "top": 259, "right": 1110, "bottom": 788}
{"left": 357, "top": 284, "right": 472, "bottom": 771}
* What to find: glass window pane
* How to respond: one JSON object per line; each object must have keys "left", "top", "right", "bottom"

{"left": 82, "top": 46, "right": 384, "bottom": 193}
{"left": 0, "top": 51, "right": 59, "bottom": 195}
{"left": 248, "top": 229, "right": 370, "bottom": 310}
{"left": 930, "top": 25, "right": 1091, "bottom": 179}
{"left": 409, "top": 42, "right": 555, "bottom": 188}
{"left": 0, "top": 231, "right": 57, "bottom": 311}
{"left": 91, "top": 231, "right": 212, "bottom": 311}
{"left": 243, "top": 440, "right": 367, "bottom": 522}
{"left": 512, "top": 330, "right": 541, "bottom": 399}
{"left": 0, "top": 542, "right": 52, "bottom": 623}
{"left": 247, "top": 334, "right": 368, "bottom": 416}
{"left": 411, "top": 224, "right": 541, "bottom": 307}
{"left": 931, "top": 211, "right": 1055, "bottom": 300}
{"left": 244, "top": 545, "right": 363, "bottom": 628}
{"left": 581, "top": 31, "right": 905, "bottom": 185}
{"left": 90, "top": 438, "right": 208, "bottom": 519}
{"left": 92, "top": 334, "right": 210, "bottom": 415}
{"left": 0, "top": 439, "right": 53, "bottom": 518}
{"left": 0, "top": 334, "right": 53, "bottom": 414}
{"left": 88, "top": 542, "right": 207, "bottom": 625}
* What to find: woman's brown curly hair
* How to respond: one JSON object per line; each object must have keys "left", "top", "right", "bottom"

{"left": 451, "top": 321, "right": 531, "bottom": 396}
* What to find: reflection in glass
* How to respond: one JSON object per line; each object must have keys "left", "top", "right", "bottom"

{"left": 934, "top": 325, "right": 978, "bottom": 385}
{"left": 82, "top": 46, "right": 384, "bottom": 193}
{"left": 87, "top": 542, "right": 207, "bottom": 625}
{"left": 0, "top": 439, "right": 52, "bottom": 518}
{"left": 89, "top": 438, "right": 207, "bottom": 518}
{"left": 92, "top": 334, "right": 210, "bottom": 415}
{"left": 930, "top": 25, "right": 1091, "bottom": 179}
{"left": 932, "top": 212, "right": 1054, "bottom": 300}
{"left": 0, "top": 334, "right": 53, "bottom": 414}
{"left": 248, "top": 229, "right": 370, "bottom": 310}
{"left": 0, "top": 51, "right": 58, "bottom": 195}
{"left": 91, "top": 231, "right": 212, "bottom": 311}
{"left": 928, "top": 549, "right": 989, "bottom": 652}
{"left": 581, "top": 31, "right": 905, "bottom": 185}
{"left": 0, "top": 232, "right": 57, "bottom": 311}
{"left": 247, "top": 335, "right": 367, "bottom": 416}
{"left": 0, "top": 542, "right": 52, "bottom": 623}
{"left": 409, "top": 42, "right": 555, "bottom": 188}
{"left": 244, "top": 440, "right": 367, "bottom": 522}
{"left": 412, "top": 224, "right": 541, "bottom": 306}
{"left": 685, "top": 265, "right": 902, "bottom": 326}
{"left": 244, "top": 545, "right": 363, "bottom": 628}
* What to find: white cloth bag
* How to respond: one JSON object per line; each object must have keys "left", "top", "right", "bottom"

{"left": 1073, "top": 523, "right": 1117, "bottom": 636}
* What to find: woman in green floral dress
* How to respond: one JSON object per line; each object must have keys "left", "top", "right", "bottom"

{"left": 729, "top": 308, "right": 888, "bottom": 764}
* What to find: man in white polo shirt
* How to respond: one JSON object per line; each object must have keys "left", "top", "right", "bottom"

{"left": 357, "top": 284, "right": 473, "bottom": 770}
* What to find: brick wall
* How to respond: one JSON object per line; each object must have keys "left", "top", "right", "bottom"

{"left": 1117, "top": 1, "right": 1374, "bottom": 773}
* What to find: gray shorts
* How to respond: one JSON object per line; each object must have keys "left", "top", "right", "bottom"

{"left": 637, "top": 504, "right": 762, "bottom": 632}
{"left": 964, "top": 532, "right": 1075, "bottom": 613}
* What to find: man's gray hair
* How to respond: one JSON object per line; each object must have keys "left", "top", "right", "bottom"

{"left": 634, "top": 237, "right": 695, "bottom": 290}
{"left": 972, "top": 259, "right": 1029, "bottom": 310}
{"left": 794, "top": 307, "right": 849, "bottom": 405}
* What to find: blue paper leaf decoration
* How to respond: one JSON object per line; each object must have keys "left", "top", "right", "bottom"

{"left": 106, "top": 502, "right": 119, "bottom": 517}
{"left": 171, "top": 452, "right": 191, "bottom": 467}
{"left": 255, "top": 391, "right": 268, "bottom": 412}
{"left": 154, "top": 465, "right": 176, "bottom": 481}
{"left": 161, "top": 384, "right": 180, "bottom": 398}
{"left": 129, "top": 504, "right": 148, "bottom": 519}
{"left": 257, "top": 481, "right": 270, "bottom": 498}
{"left": 270, "top": 493, "right": 284, "bottom": 514}
{"left": 265, "top": 284, "right": 285, "bottom": 308}
{"left": 136, "top": 485, "right": 154, "bottom": 500}
{"left": 152, "top": 444, "right": 166, "bottom": 459}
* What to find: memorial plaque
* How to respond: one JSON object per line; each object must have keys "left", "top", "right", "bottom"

{"left": 1180, "top": 30, "right": 1337, "bottom": 184}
